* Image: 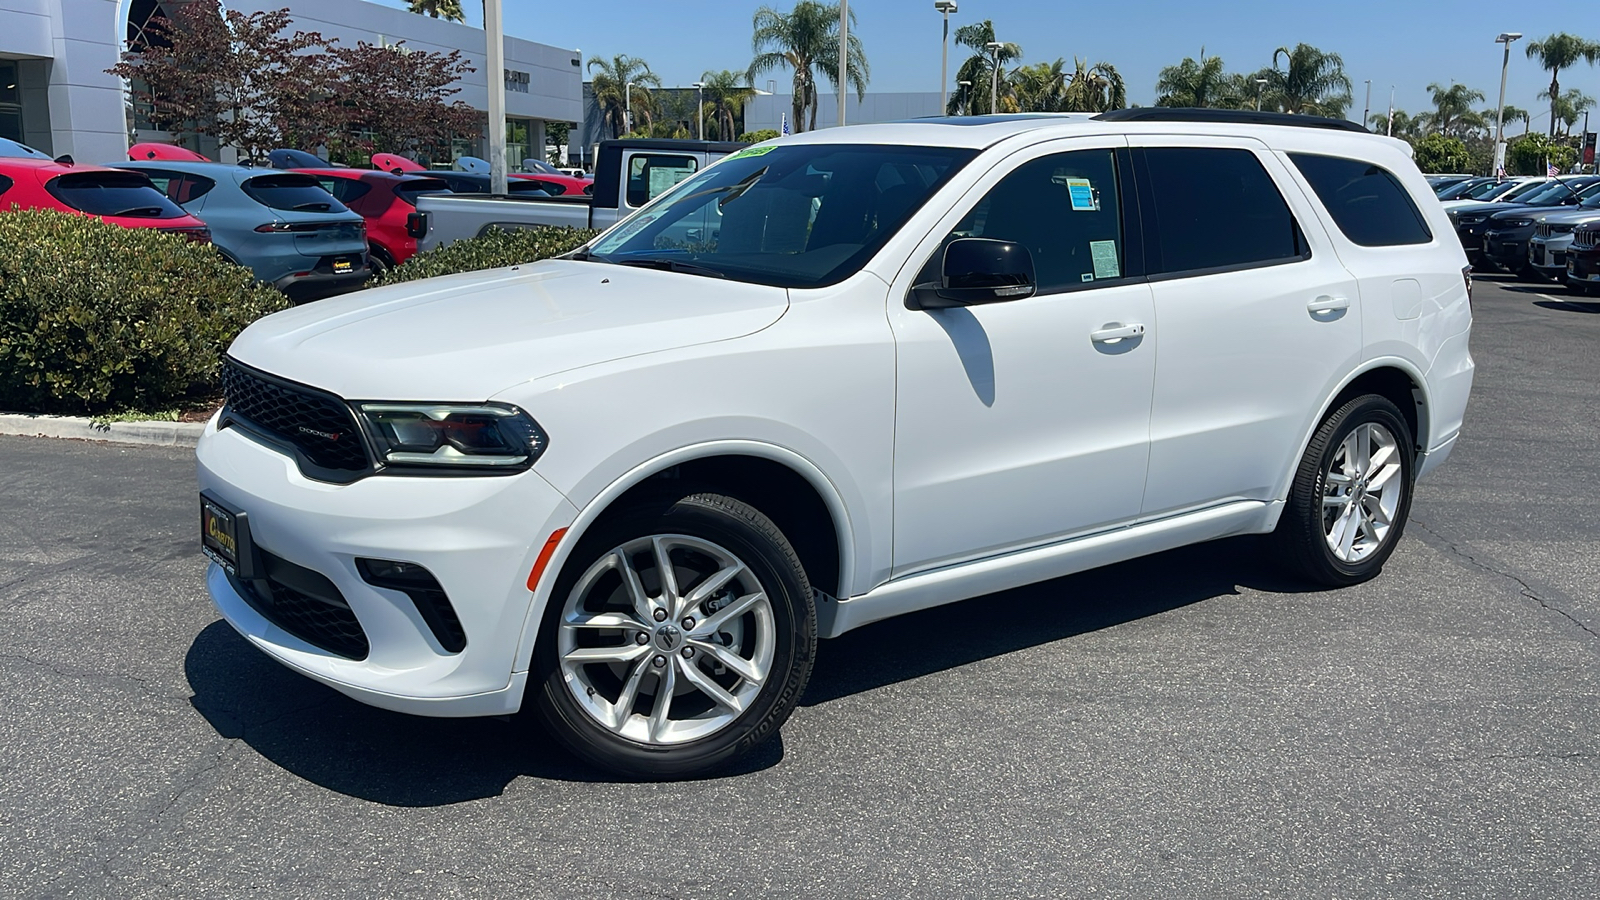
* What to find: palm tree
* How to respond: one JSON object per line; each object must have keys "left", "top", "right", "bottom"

{"left": 699, "top": 69, "right": 755, "bottom": 140}
{"left": 1422, "top": 82, "right": 1486, "bottom": 136}
{"left": 1258, "top": 43, "right": 1352, "bottom": 117}
{"left": 1539, "top": 87, "right": 1595, "bottom": 136}
{"left": 1525, "top": 34, "right": 1600, "bottom": 138}
{"left": 749, "top": 1, "right": 868, "bottom": 133}
{"left": 1499, "top": 105, "right": 1531, "bottom": 135}
{"left": 1008, "top": 60, "right": 1068, "bottom": 112}
{"left": 1155, "top": 50, "right": 1248, "bottom": 109}
{"left": 587, "top": 55, "right": 661, "bottom": 139}
{"left": 1060, "top": 58, "right": 1126, "bottom": 113}
{"left": 947, "top": 20, "right": 1021, "bottom": 115}
{"left": 405, "top": 0, "right": 464, "bottom": 22}
{"left": 1368, "top": 109, "right": 1421, "bottom": 137}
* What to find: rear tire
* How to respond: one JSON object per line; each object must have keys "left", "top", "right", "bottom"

{"left": 533, "top": 490, "right": 816, "bottom": 779}
{"left": 1275, "top": 394, "right": 1415, "bottom": 586}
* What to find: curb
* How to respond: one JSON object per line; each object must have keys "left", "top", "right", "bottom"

{"left": 0, "top": 413, "right": 205, "bottom": 448}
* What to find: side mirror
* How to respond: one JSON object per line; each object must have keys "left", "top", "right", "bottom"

{"left": 909, "top": 237, "right": 1037, "bottom": 310}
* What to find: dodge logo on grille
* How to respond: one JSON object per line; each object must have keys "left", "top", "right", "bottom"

{"left": 297, "top": 426, "right": 342, "bottom": 441}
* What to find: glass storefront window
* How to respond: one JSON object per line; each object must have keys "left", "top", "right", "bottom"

{"left": 0, "top": 62, "right": 22, "bottom": 143}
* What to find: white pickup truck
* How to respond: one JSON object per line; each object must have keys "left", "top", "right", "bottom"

{"left": 411, "top": 139, "right": 745, "bottom": 251}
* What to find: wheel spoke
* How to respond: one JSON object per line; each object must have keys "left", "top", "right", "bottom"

{"left": 610, "top": 656, "right": 652, "bottom": 731}
{"left": 1354, "top": 425, "right": 1373, "bottom": 475}
{"left": 693, "top": 590, "right": 765, "bottom": 636}
{"left": 652, "top": 536, "right": 680, "bottom": 606}
{"left": 683, "top": 561, "right": 746, "bottom": 611}
{"left": 691, "top": 639, "right": 764, "bottom": 684}
{"left": 1322, "top": 492, "right": 1348, "bottom": 508}
{"left": 614, "top": 550, "right": 655, "bottom": 624}
{"left": 677, "top": 657, "right": 744, "bottom": 712}
{"left": 1326, "top": 470, "right": 1353, "bottom": 485}
{"left": 1366, "top": 460, "right": 1402, "bottom": 493}
{"left": 565, "top": 611, "right": 646, "bottom": 631}
{"left": 564, "top": 642, "right": 651, "bottom": 665}
{"left": 1337, "top": 502, "right": 1361, "bottom": 558}
{"left": 647, "top": 661, "right": 676, "bottom": 742}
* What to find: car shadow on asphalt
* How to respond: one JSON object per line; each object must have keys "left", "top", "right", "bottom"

{"left": 1533, "top": 299, "right": 1600, "bottom": 313}
{"left": 183, "top": 534, "right": 1311, "bottom": 803}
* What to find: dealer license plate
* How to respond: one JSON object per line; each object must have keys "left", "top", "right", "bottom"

{"left": 200, "top": 497, "right": 240, "bottom": 574}
{"left": 332, "top": 257, "right": 354, "bottom": 274}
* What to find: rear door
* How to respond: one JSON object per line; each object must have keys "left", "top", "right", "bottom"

{"left": 1130, "top": 136, "right": 1362, "bottom": 519}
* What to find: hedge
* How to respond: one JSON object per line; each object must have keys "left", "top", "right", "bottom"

{"left": 374, "top": 226, "right": 599, "bottom": 285}
{"left": 0, "top": 209, "right": 288, "bottom": 414}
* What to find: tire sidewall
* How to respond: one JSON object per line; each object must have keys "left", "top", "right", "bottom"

{"left": 532, "top": 491, "right": 815, "bottom": 779}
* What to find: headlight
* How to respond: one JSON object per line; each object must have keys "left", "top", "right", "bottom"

{"left": 356, "top": 402, "right": 547, "bottom": 470}
{"left": 1503, "top": 218, "right": 1533, "bottom": 227}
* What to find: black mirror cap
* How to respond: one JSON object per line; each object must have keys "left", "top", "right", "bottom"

{"left": 908, "top": 237, "right": 1037, "bottom": 309}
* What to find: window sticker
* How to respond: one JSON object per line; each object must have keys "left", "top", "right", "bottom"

{"left": 1081, "top": 273, "right": 1095, "bottom": 282}
{"left": 728, "top": 144, "right": 777, "bottom": 161}
{"left": 1065, "top": 177, "right": 1097, "bottom": 211}
{"left": 1089, "top": 240, "right": 1121, "bottom": 279}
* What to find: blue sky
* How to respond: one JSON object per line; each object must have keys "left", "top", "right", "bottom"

{"left": 374, "top": 0, "right": 1598, "bottom": 128}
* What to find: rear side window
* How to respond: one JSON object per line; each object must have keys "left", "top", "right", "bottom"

{"left": 46, "top": 171, "right": 188, "bottom": 219}
{"left": 626, "top": 154, "right": 698, "bottom": 207}
{"left": 1289, "top": 154, "right": 1433, "bottom": 247}
{"left": 315, "top": 177, "right": 372, "bottom": 205}
{"left": 241, "top": 174, "right": 347, "bottom": 213}
{"left": 1140, "top": 147, "right": 1305, "bottom": 276}
{"left": 393, "top": 178, "right": 450, "bottom": 207}
{"left": 0, "top": 174, "right": 12, "bottom": 198}
{"left": 141, "top": 170, "right": 216, "bottom": 205}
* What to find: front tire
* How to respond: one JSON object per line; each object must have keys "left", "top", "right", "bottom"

{"left": 1275, "top": 394, "right": 1415, "bottom": 586}
{"left": 533, "top": 491, "right": 816, "bottom": 779}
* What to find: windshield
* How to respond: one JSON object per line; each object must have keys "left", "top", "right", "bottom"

{"left": 1464, "top": 180, "right": 1517, "bottom": 199}
{"left": 1578, "top": 184, "right": 1600, "bottom": 208}
{"left": 1437, "top": 179, "right": 1487, "bottom": 200}
{"left": 585, "top": 143, "right": 978, "bottom": 288}
{"left": 46, "top": 171, "right": 188, "bottom": 218}
{"left": 1500, "top": 180, "right": 1552, "bottom": 201}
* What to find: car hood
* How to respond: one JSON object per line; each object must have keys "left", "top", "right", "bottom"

{"left": 227, "top": 260, "right": 789, "bottom": 400}
{"left": 1537, "top": 208, "right": 1600, "bottom": 226}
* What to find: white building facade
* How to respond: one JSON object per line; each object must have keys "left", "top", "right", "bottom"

{"left": 0, "top": 0, "right": 581, "bottom": 167}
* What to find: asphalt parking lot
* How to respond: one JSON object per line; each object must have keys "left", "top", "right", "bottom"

{"left": 2, "top": 274, "right": 1597, "bottom": 899}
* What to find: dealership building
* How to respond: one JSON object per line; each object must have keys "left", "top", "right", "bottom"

{"left": 0, "top": 0, "right": 582, "bottom": 167}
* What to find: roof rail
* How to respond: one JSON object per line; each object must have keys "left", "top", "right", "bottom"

{"left": 1093, "top": 108, "right": 1368, "bottom": 134}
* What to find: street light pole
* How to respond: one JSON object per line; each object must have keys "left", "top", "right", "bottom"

{"left": 1388, "top": 85, "right": 1394, "bottom": 136}
{"left": 958, "top": 80, "right": 972, "bottom": 115}
{"left": 838, "top": 0, "right": 848, "bottom": 127}
{"left": 1362, "top": 79, "right": 1371, "bottom": 129}
{"left": 625, "top": 80, "right": 633, "bottom": 135}
{"left": 1494, "top": 32, "right": 1523, "bottom": 177}
{"left": 935, "top": 1, "right": 957, "bottom": 115}
{"left": 986, "top": 40, "right": 1004, "bottom": 114}
{"left": 693, "top": 81, "right": 704, "bottom": 140}
{"left": 1255, "top": 77, "right": 1267, "bottom": 111}
{"left": 484, "top": 0, "right": 507, "bottom": 194}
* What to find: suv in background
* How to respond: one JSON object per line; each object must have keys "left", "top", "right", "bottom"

{"left": 1477, "top": 178, "right": 1600, "bottom": 277}
{"left": 197, "top": 110, "right": 1473, "bottom": 778}
{"left": 115, "top": 161, "right": 369, "bottom": 301}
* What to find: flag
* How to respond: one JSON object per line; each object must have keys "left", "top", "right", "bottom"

{"left": 1549, "top": 161, "right": 1560, "bottom": 177}
{"left": 780, "top": 113, "right": 790, "bottom": 136}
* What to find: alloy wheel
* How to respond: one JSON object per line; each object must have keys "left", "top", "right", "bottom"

{"left": 1321, "top": 422, "right": 1404, "bottom": 563}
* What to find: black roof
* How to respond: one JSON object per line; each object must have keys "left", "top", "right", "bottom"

{"left": 1094, "top": 108, "right": 1368, "bottom": 133}
{"left": 598, "top": 138, "right": 748, "bottom": 153}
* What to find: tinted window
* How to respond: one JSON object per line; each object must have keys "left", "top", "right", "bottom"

{"left": 241, "top": 173, "right": 347, "bottom": 213}
{"left": 0, "top": 173, "right": 12, "bottom": 197}
{"left": 626, "top": 154, "right": 698, "bottom": 207}
{"left": 1142, "top": 147, "right": 1303, "bottom": 274}
{"left": 140, "top": 170, "right": 216, "bottom": 205}
{"left": 936, "top": 148, "right": 1126, "bottom": 294}
{"left": 507, "top": 181, "right": 551, "bottom": 196}
{"left": 315, "top": 177, "right": 372, "bottom": 205}
{"left": 1290, "top": 154, "right": 1432, "bottom": 247}
{"left": 46, "top": 171, "right": 188, "bottom": 219}
{"left": 393, "top": 178, "right": 451, "bottom": 207}
{"left": 589, "top": 144, "right": 975, "bottom": 288}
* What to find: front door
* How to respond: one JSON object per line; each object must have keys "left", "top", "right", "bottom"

{"left": 889, "top": 139, "right": 1156, "bottom": 577}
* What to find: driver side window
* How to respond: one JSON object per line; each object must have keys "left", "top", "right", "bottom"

{"left": 930, "top": 148, "right": 1127, "bottom": 295}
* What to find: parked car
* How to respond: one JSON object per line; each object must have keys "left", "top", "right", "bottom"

{"left": 287, "top": 167, "right": 452, "bottom": 272}
{"left": 1441, "top": 176, "right": 1539, "bottom": 212}
{"left": 515, "top": 157, "right": 595, "bottom": 196}
{"left": 413, "top": 138, "right": 740, "bottom": 252}
{"left": 0, "top": 157, "right": 210, "bottom": 240}
{"left": 0, "top": 137, "right": 50, "bottom": 160}
{"left": 197, "top": 109, "right": 1473, "bottom": 778}
{"left": 115, "top": 161, "right": 369, "bottom": 301}
{"left": 1474, "top": 178, "right": 1600, "bottom": 275}
{"left": 1426, "top": 173, "right": 1474, "bottom": 191}
{"left": 1526, "top": 198, "right": 1600, "bottom": 281}
{"left": 1448, "top": 178, "right": 1567, "bottom": 257}
{"left": 128, "top": 142, "right": 210, "bottom": 162}
{"left": 1565, "top": 223, "right": 1600, "bottom": 295}
{"left": 1435, "top": 176, "right": 1494, "bottom": 199}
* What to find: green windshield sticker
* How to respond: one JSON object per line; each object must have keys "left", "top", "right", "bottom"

{"left": 1090, "top": 240, "right": 1120, "bottom": 279}
{"left": 728, "top": 144, "right": 778, "bottom": 161}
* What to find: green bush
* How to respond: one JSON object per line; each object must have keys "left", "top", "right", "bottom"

{"left": 1507, "top": 133, "right": 1577, "bottom": 176}
{"left": 738, "top": 129, "right": 780, "bottom": 143}
{"left": 374, "top": 226, "right": 598, "bottom": 285}
{"left": 0, "top": 209, "right": 288, "bottom": 414}
{"left": 1412, "top": 133, "right": 1472, "bottom": 174}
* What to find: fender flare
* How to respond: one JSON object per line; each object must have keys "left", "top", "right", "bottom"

{"left": 509, "top": 440, "right": 858, "bottom": 677}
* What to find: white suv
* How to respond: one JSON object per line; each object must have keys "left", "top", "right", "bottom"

{"left": 197, "top": 110, "right": 1474, "bottom": 778}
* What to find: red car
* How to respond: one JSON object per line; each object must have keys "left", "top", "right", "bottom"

{"left": 0, "top": 157, "right": 211, "bottom": 241}
{"left": 293, "top": 168, "right": 452, "bottom": 271}
{"left": 372, "top": 152, "right": 593, "bottom": 196}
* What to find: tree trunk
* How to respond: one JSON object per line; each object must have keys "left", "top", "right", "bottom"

{"left": 1550, "top": 72, "right": 1560, "bottom": 139}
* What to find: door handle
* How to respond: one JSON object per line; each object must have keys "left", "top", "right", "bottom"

{"left": 1090, "top": 323, "right": 1146, "bottom": 343}
{"left": 1307, "top": 295, "right": 1351, "bottom": 314}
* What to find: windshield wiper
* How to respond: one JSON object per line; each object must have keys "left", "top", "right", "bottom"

{"left": 110, "top": 206, "right": 165, "bottom": 218}
{"left": 615, "top": 257, "right": 726, "bottom": 278}
{"left": 292, "top": 201, "right": 331, "bottom": 211}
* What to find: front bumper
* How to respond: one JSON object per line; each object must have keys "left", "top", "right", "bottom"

{"left": 197, "top": 418, "right": 579, "bottom": 716}
{"left": 1482, "top": 231, "right": 1529, "bottom": 266}
{"left": 1529, "top": 237, "right": 1575, "bottom": 275}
